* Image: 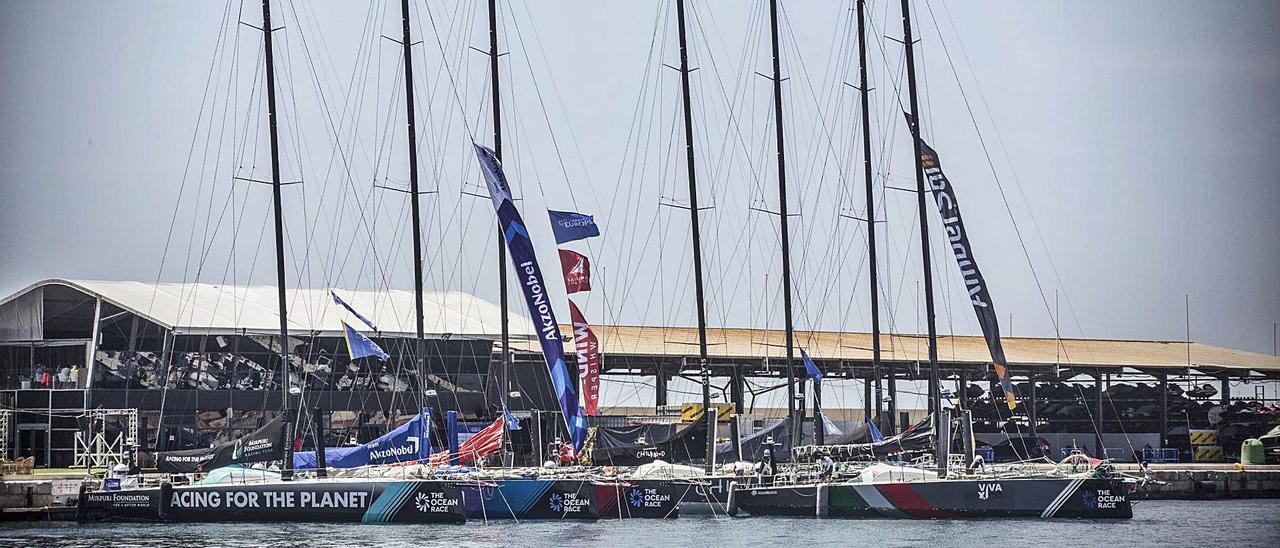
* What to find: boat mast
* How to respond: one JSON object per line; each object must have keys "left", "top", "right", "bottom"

{"left": 766, "top": 0, "right": 802, "bottom": 445}
{"left": 399, "top": 0, "right": 428, "bottom": 413}
{"left": 855, "top": 0, "right": 890, "bottom": 434}
{"left": 260, "top": 0, "right": 294, "bottom": 479}
{"left": 674, "top": 0, "right": 714, "bottom": 473}
{"left": 488, "top": 0, "right": 511, "bottom": 425}
{"left": 487, "top": 0, "right": 513, "bottom": 462}
{"left": 899, "top": 0, "right": 943, "bottom": 460}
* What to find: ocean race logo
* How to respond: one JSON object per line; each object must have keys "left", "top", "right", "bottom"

{"left": 1081, "top": 489, "right": 1125, "bottom": 510}
{"left": 627, "top": 487, "right": 670, "bottom": 509}
{"left": 548, "top": 491, "right": 590, "bottom": 514}
{"left": 414, "top": 491, "right": 459, "bottom": 513}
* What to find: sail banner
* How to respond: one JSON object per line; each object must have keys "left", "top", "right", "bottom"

{"left": 474, "top": 144, "right": 589, "bottom": 451}
{"left": 558, "top": 249, "right": 592, "bottom": 293}
{"left": 569, "top": 299, "right": 601, "bottom": 416}
{"left": 918, "top": 139, "right": 1016, "bottom": 409}
{"left": 157, "top": 415, "right": 285, "bottom": 473}
{"left": 548, "top": 210, "right": 601, "bottom": 244}
{"left": 293, "top": 407, "right": 432, "bottom": 469}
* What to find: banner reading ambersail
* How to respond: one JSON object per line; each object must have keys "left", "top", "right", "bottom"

{"left": 918, "top": 139, "right": 1017, "bottom": 409}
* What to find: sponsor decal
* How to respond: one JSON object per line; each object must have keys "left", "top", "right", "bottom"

{"left": 414, "top": 491, "right": 459, "bottom": 513}
{"left": 549, "top": 491, "right": 590, "bottom": 514}
{"left": 368, "top": 436, "right": 420, "bottom": 461}
{"left": 1081, "top": 489, "right": 1125, "bottom": 510}
{"left": 977, "top": 482, "right": 1003, "bottom": 501}
{"left": 171, "top": 490, "right": 370, "bottom": 509}
{"left": 86, "top": 492, "right": 155, "bottom": 509}
{"left": 627, "top": 488, "right": 671, "bottom": 509}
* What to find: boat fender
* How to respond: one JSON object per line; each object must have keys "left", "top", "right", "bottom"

{"left": 158, "top": 481, "right": 173, "bottom": 521}
{"left": 815, "top": 484, "right": 829, "bottom": 518}
{"left": 726, "top": 480, "right": 738, "bottom": 517}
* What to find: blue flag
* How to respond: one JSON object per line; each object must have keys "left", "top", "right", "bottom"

{"left": 331, "top": 289, "right": 378, "bottom": 332}
{"left": 502, "top": 404, "right": 522, "bottom": 431}
{"left": 475, "top": 144, "right": 588, "bottom": 452}
{"left": 868, "top": 419, "right": 885, "bottom": 443}
{"left": 801, "top": 348, "right": 823, "bottom": 384}
{"left": 343, "top": 322, "right": 390, "bottom": 361}
{"left": 547, "top": 210, "right": 601, "bottom": 244}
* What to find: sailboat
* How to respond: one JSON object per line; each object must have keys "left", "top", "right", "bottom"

{"left": 726, "top": 0, "right": 1137, "bottom": 520}
{"left": 78, "top": 0, "right": 470, "bottom": 524}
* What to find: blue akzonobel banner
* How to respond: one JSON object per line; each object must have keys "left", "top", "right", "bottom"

{"left": 294, "top": 407, "right": 432, "bottom": 469}
{"left": 473, "top": 143, "right": 589, "bottom": 451}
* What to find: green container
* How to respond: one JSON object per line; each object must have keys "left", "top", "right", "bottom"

{"left": 1241, "top": 438, "right": 1265, "bottom": 465}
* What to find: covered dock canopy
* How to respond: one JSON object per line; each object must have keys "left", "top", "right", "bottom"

{"left": 516, "top": 324, "right": 1280, "bottom": 380}
{"left": 0, "top": 278, "right": 534, "bottom": 340}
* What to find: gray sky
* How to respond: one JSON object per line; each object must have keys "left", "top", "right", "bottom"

{"left": 1, "top": 1, "right": 1278, "bottom": 408}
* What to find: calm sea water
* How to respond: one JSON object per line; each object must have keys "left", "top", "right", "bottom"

{"left": 2, "top": 500, "right": 1277, "bottom": 547}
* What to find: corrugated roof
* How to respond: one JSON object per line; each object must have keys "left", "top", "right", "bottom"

{"left": 2, "top": 279, "right": 533, "bottom": 338}
{"left": 517, "top": 324, "right": 1280, "bottom": 373}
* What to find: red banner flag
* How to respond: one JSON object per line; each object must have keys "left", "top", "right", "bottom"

{"left": 559, "top": 249, "right": 592, "bottom": 294}
{"left": 569, "top": 300, "right": 601, "bottom": 416}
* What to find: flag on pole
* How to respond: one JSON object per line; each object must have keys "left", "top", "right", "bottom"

{"left": 330, "top": 290, "right": 378, "bottom": 332}
{"left": 801, "top": 348, "right": 823, "bottom": 384}
{"left": 502, "top": 404, "right": 522, "bottom": 431}
{"left": 343, "top": 322, "right": 390, "bottom": 361}
{"left": 569, "top": 300, "right": 601, "bottom": 416}
{"left": 548, "top": 210, "right": 601, "bottom": 244}
{"left": 868, "top": 419, "right": 885, "bottom": 443}
{"left": 558, "top": 249, "right": 592, "bottom": 294}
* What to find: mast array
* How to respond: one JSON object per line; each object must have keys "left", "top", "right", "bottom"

{"left": 398, "top": 0, "right": 428, "bottom": 413}
{"left": 489, "top": 0, "right": 512, "bottom": 425}
{"left": 855, "top": 0, "right": 891, "bottom": 434}
{"left": 259, "top": 0, "right": 294, "bottom": 480}
{"left": 899, "top": 0, "right": 944, "bottom": 470}
{"left": 673, "top": 0, "right": 714, "bottom": 473}
{"left": 765, "top": 0, "right": 803, "bottom": 445}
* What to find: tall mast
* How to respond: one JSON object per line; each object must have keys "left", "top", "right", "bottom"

{"left": 260, "top": 0, "right": 293, "bottom": 479}
{"left": 487, "top": 0, "right": 514, "bottom": 464}
{"left": 399, "top": 0, "right": 428, "bottom": 411}
{"left": 766, "top": 0, "right": 802, "bottom": 445}
{"left": 489, "top": 0, "right": 511, "bottom": 420}
{"left": 899, "top": 0, "right": 942, "bottom": 435}
{"left": 674, "top": 0, "right": 713, "bottom": 473}
{"left": 855, "top": 0, "right": 888, "bottom": 434}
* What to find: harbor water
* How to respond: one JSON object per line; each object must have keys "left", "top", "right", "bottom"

{"left": 1, "top": 499, "right": 1277, "bottom": 547}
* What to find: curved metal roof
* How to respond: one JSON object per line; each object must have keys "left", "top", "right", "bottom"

{"left": 0, "top": 279, "right": 533, "bottom": 339}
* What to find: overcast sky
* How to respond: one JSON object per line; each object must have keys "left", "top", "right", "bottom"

{"left": 1, "top": 1, "right": 1277, "bottom": 409}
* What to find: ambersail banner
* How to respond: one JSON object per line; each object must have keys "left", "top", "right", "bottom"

{"left": 569, "top": 300, "right": 601, "bottom": 416}
{"left": 474, "top": 144, "right": 589, "bottom": 451}
{"left": 918, "top": 139, "right": 1016, "bottom": 409}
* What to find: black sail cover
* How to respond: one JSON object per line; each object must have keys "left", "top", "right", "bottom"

{"left": 918, "top": 138, "right": 1017, "bottom": 410}
{"left": 155, "top": 415, "right": 285, "bottom": 473}
{"left": 792, "top": 415, "right": 934, "bottom": 462}
{"left": 589, "top": 420, "right": 707, "bottom": 466}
